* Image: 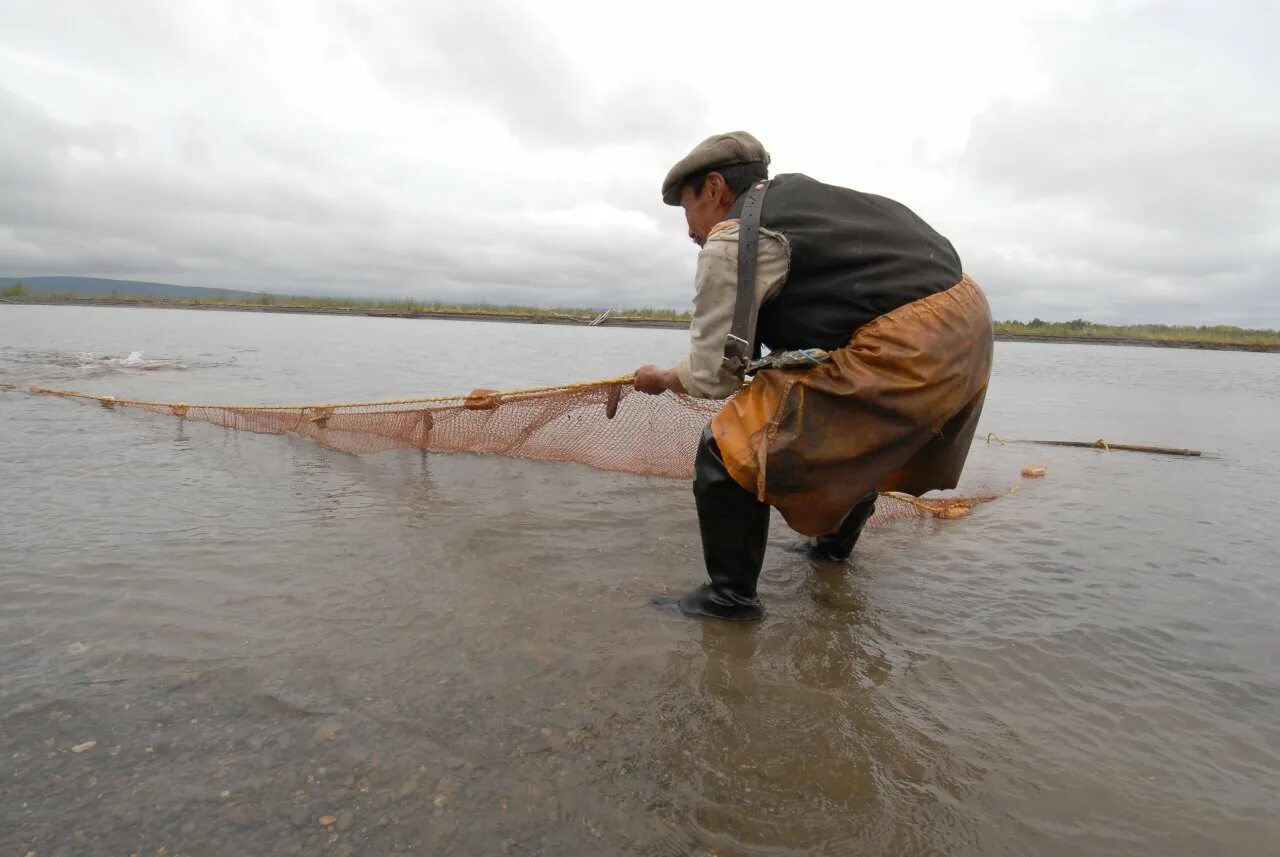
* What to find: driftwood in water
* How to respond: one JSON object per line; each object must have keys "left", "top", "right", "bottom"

{"left": 986, "top": 434, "right": 1201, "bottom": 457}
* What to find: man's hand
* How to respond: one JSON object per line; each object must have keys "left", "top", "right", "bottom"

{"left": 633, "top": 364, "right": 685, "bottom": 395}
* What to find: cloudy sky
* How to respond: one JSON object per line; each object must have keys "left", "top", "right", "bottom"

{"left": 1, "top": 0, "right": 1276, "bottom": 324}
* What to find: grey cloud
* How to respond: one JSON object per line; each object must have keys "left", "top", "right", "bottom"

{"left": 0, "top": 85, "right": 693, "bottom": 309}
{"left": 969, "top": 243, "right": 1280, "bottom": 327}
{"left": 958, "top": 1, "right": 1279, "bottom": 324}
{"left": 0, "top": 1, "right": 704, "bottom": 308}
{"left": 2, "top": 0, "right": 184, "bottom": 74}
{"left": 4, "top": 1, "right": 1276, "bottom": 327}
{"left": 964, "top": 93, "right": 1279, "bottom": 233}
{"left": 329, "top": 0, "right": 708, "bottom": 148}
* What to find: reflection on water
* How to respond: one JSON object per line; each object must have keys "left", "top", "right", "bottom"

{"left": 2, "top": 305, "right": 1279, "bottom": 855}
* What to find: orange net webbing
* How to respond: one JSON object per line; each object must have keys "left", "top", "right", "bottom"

{"left": 7, "top": 378, "right": 999, "bottom": 523}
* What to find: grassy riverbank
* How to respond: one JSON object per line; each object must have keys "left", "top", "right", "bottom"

{"left": 4, "top": 286, "right": 1277, "bottom": 350}
{"left": 0, "top": 286, "right": 688, "bottom": 324}
{"left": 992, "top": 318, "right": 1280, "bottom": 350}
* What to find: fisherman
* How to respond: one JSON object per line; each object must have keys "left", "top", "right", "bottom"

{"left": 634, "top": 131, "right": 994, "bottom": 621}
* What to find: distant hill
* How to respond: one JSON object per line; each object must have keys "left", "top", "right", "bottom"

{"left": 0, "top": 275, "right": 268, "bottom": 301}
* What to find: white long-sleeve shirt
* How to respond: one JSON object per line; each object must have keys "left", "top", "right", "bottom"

{"left": 674, "top": 220, "right": 791, "bottom": 399}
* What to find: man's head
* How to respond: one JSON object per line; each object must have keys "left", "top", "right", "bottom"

{"left": 662, "top": 131, "right": 770, "bottom": 247}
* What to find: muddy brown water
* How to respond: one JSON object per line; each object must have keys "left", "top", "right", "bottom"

{"left": 2, "top": 305, "right": 1277, "bottom": 856}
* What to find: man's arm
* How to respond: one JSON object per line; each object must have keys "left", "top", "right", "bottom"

{"left": 635, "top": 224, "right": 789, "bottom": 398}
{"left": 634, "top": 364, "right": 686, "bottom": 395}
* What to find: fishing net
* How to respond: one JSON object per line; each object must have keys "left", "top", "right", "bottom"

{"left": 8, "top": 378, "right": 999, "bottom": 523}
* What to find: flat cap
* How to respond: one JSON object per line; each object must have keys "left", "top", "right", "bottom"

{"left": 661, "top": 131, "right": 770, "bottom": 206}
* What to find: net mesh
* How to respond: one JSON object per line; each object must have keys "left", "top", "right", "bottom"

{"left": 10, "top": 378, "right": 999, "bottom": 524}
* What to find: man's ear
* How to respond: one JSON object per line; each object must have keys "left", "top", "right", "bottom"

{"left": 704, "top": 171, "right": 727, "bottom": 199}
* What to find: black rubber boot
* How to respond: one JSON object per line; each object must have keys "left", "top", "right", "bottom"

{"left": 808, "top": 491, "right": 877, "bottom": 561}
{"left": 678, "top": 427, "right": 770, "bottom": 621}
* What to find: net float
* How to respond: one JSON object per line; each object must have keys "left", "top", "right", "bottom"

{"left": 605, "top": 383, "right": 622, "bottom": 420}
{"left": 465, "top": 389, "right": 502, "bottom": 410}
{"left": 308, "top": 406, "right": 334, "bottom": 428}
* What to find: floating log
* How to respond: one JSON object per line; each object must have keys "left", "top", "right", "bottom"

{"left": 1026, "top": 440, "right": 1200, "bottom": 456}
{"left": 986, "top": 433, "right": 1200, "bottom": 457}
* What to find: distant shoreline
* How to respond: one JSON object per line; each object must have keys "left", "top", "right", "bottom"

{"left": 5, "top": 296, "right": 1279, "bottom": 353}
{"left": 2, "top": 296, "right": 691, "bottom": 328}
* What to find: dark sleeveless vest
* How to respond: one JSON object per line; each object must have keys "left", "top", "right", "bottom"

{"left": 726, "top": 173, "right": 962, "bottom": 352}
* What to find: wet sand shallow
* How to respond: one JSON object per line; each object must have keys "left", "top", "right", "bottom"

{"left": 2, "top": 305, "right": 1278, "bottom": 855}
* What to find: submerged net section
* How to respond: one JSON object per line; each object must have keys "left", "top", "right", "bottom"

{"left": 10, "top": 378, "right": 999, "bottom": 523}
{"left": 23, "top": 378, "right": 712, "bottom": 478}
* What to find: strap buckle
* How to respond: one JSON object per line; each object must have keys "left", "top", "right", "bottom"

{"left": 745, "top": 348, "right": 830, "bottom": 376}
{"left": 721, "top": 334, "right": 751, "bottom": 374}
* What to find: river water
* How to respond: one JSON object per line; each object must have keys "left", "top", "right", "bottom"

{"left": 1, "top": 305, "right": 1277, "bottom": 856}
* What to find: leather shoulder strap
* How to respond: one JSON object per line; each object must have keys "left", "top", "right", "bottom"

{"left": 722, "top": 179, "right": 770, "bottom": 376}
